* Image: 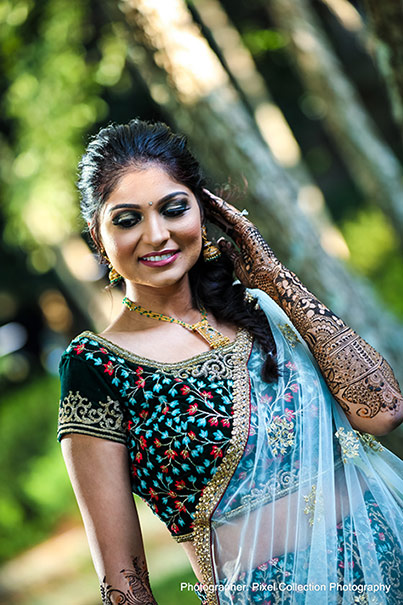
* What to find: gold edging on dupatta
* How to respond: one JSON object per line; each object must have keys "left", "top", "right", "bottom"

{"left": 192, "top": 330, "right": 253, "bottom": 605}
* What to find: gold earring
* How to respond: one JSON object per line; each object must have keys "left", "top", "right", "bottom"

{"left": 100, "top": 247, "right": 123, "bottom": 286}
{"left": 202, "top": 226, "right": 221, "bottom": 262}
{"left": 108, "top": 265, "right": 123, "bottom": 286}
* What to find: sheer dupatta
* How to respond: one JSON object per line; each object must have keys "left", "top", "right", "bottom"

{"left": 193, "top": 290, "right": 403, "bottom": 604}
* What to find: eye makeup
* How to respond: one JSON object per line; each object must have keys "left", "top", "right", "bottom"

{"left": 110, "top": 195, "right": 191, "bottom": 229}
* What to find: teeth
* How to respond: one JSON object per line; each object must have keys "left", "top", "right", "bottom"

{"left": 142, "top": 253, "right": 174, "bottom": 261}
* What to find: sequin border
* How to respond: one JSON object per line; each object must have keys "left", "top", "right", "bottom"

{"left": 76, "top": 328, "right": 243, "bottom": 371}
{"left": 192, "top": 330, "right": 253, "bottom": 605}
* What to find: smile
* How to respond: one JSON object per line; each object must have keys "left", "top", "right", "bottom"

{"left": 139, "top": 251, "right": 180, "bottom": 267}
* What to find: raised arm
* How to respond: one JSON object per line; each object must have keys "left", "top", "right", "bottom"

{"left": 61, "top": 434, "right": 157, "bottom": 604}
{"left": 204, "top": 190, "right": 403, "bottom": 436}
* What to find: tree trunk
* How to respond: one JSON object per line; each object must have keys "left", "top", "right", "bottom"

{"left": 118, "top": 0, "right": 403, "bottom": 381}
{"left": 364, "top": 0, "right": 403, "bottom": 134}
{"left": 267, "top": 0, "right": 403, "bottom": 243}
{"left": 189, "top": 0, "right": 349, "bottom": 260}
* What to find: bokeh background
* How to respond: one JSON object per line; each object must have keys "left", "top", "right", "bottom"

{"left": 1, "top": 0, "right": 403, "bottom": 603}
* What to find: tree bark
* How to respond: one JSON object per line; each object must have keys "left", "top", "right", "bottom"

{"left": 267, "top": 0, "right": 403, "bottom": 243}
{"left": 117, "top": 0, "right": 403, "bottom": 381}
{"left": 189, "top": 0, "right": 349, "bottom": 260}
{"left": 364, "top": 0, "right": 403, "bottom": 134}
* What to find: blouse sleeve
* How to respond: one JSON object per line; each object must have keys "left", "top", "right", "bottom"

{"left": 57, "top": 353, "right": 127, "bottom": 445}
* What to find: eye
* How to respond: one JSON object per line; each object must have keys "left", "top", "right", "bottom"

{"left": 162, "top": 199, "right": 190, "bottom": 217}
{"left": 112, "top": 211, "right": 142, "bottom": 229}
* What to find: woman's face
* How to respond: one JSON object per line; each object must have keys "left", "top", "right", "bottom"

{"left": 98, "top": 164, "right": 203, "bottom": 291}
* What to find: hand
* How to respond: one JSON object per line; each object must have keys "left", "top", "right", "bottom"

{"left": 202, "top": 189, "right": 281, "bottom": 292}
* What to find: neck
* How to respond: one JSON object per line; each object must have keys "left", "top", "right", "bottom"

{"left": 124, "top": 276, "right": 197, "bottom": 318}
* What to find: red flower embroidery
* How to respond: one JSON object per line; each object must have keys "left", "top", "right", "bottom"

{"left": 181, "top": 449, "right": 190, "bottom": 459}
{"left": 139, "top": 410, "right": 149, "bottom": 420}
{"left": 103, "top": 361, "right": 114, "bottom": 375}
{"left": 136, "top": 378, "right": 145, "bottom": 388}
{"left": 135, "top": 367, "right": 143, "bottom": 375}
{"left": 174, "top": 500, "right": 187, "bottom": 512}
{"left": 208, "top": 416, "right": 219, "bottom": 426}
{"left": 127, "top": 421, "right": 133, "bottom": 431}
{"left": 181, "top": 385, "right": 191, "bottom": 395}
{"left": 162, "top": 405, "right": 169, "bottom": 415}
{"left": 74, "top": 343, "right": 85, "bottom": 354}
{"left": 160, "top": 465, "right": 169, "bottom": 473}
{"left": 171, "top": 523, "right": 179, "bottom": 534}
{"left": 188, "top": 403, "right": 198, "bottom": 415}
{"left": 175, "top": 480, "right": 186, "bottom": 490}
{"left": 211, "top": 445, "right": 223, "bottom": 459}
{"left": 99, "top": 347, "right": 107, "bottom": 354}
{"left": 139, "top": 436, "right": 147, "bottom": 450}
{"left": 154, "top": 438, "right": 162, "bottom": 447}
{"left": 188, "top": 431, "right": 196, "bottom": 439}
{"left": 201, "top": 390, "right": 213, "bottom": 399}
{"left": 221, "top": 418, "right": 230, "bottom": 427}
{"left": 135, "top": 452, "right": 142, "bottom": 462}
{"left": 168, "top": 490, "right": 177, "bottom": 498}
{"left": 165, "top": 449, "right": 177, "bottom": 459}
{"left": 149, "top": 487, "right": 158, "bottom": 500}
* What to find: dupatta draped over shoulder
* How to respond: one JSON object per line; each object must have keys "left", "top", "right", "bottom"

{"left": 193, "top": 289, "right": 403, "bottom": 604}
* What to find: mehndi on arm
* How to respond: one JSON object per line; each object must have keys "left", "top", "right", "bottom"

{"left": 205, "top": 191, "right": 403, "bottom": 435}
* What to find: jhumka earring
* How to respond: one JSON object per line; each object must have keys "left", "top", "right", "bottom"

{"left": 202, "top": 226, "right": 221, "bottom": 262}
{"left": 100, "top": 247, "right": 123, "bottom": 286}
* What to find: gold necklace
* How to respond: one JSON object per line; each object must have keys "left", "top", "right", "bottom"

{"left": 122, "top": 296, "right": 231, "bottom": 349}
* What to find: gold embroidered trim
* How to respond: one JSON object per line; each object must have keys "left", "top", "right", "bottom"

{"left": 173, "top": 531, "right": 194, "bottom": 543}
{"left": 212, "top": 459, "right": 344, "bottom": 526}
{"left": 57, "top": 391, "right": 126, "bottom": 444}
{"left": 192, "top": 330, "right": 253, "bottom": 605}
{"left": 76, "top": 328, "right": 244, "bottom": 371}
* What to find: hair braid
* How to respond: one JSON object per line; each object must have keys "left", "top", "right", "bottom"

{"left": 189, "top": 252, "right": 279, "bottom": 383}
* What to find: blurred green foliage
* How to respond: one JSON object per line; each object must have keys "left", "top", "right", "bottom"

{"left": 342, "top": 207, "right": 403, "bottom": 318}
{"left": 0, "top": 374, "right": 76, "bottom": 563}
{"left": 0, "top": 0, "right": 127, "bottom": 258}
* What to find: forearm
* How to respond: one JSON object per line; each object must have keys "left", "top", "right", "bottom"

{"left": 203, "top": 190, "right": 402, "bottom": 434}
{"left": 256, "top": 248, "right": 403, "bottom": 434}
{"left": 100, "top": 556, "right": 157, "bottom": 605}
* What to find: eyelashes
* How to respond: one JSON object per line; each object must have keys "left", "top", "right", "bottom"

{"left": 111, "top": 199, "right": 190, "bottom": 229}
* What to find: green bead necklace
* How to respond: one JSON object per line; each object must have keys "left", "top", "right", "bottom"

{"left": 122, "top": 296, "right": 231, "bottom": 349}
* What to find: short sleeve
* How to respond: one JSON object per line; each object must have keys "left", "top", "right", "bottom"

{"left": 57, "top": 353, "right": 127, "bottom": 444}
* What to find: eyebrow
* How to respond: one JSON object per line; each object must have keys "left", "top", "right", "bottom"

{"left": 108, "top": 191, "right": 189, "bottom": 214}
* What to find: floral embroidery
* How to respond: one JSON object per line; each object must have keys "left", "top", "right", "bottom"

{"left": 335, "top": 427, "right": 383, "bottom": 464}
{"left": 335, "top": 426, "right": 360, "bottom": 463}
{"left": 359, "top": 432, "right": 383, "bottom": 453}
{"left": 59, "top": 332, "right": 244, "bottom": 538}
{"left": 278, "top": 323, "right": 300, "bottom": 348}
{"left": 303, "top": 484, "right": 324, "bottom": 527}
{"left": 266, "top": 416, "right": 295, "bottom": 456}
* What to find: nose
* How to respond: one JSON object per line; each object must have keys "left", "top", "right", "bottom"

{"left": 141, "top": 214, "right": 170, "bottom": 247}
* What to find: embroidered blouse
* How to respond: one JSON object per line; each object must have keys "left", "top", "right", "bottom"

{"left": 57, "top": 328, "right": 253, "bottom": 541}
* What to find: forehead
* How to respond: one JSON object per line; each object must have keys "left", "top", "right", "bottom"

{"left": 104, "top": 164, "right": 191, "bottom": 206}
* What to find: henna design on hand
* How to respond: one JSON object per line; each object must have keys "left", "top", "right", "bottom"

{"left": 203, "top": 190, "right": 403, "bottom": 427}
{"left": 100, "top": 557, "right": 157, "bottom": 605}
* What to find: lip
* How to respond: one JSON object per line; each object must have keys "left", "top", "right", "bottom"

{"left": 138, "top": 249, "right": 180, "bottom": 267}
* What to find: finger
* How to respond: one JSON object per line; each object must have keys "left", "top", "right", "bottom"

{"left": 218, "top": 239, "right": 240, "bottom": 264}
{"left": 202, "top": 189, "right": 243, "bottom": 225}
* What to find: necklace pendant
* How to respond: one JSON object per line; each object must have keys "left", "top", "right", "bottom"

{"left": 192, "top": 319, "right": 231, "bottom": 349}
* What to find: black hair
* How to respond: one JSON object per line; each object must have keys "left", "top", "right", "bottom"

{"left": 78, "top": 119, "right": 278, "bottom": 382}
